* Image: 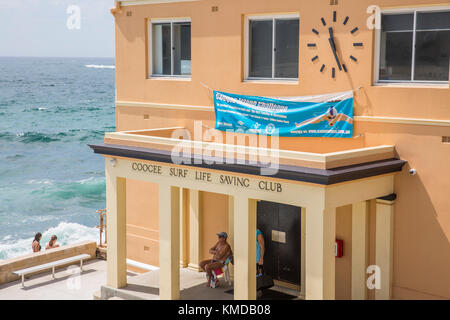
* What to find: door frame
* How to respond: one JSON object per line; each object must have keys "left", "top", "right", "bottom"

{"left": 256, "top": 201, "right": 306, "bottom": 297}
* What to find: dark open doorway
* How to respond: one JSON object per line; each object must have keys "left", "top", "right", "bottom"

{"left": 257, "top": 200, "right": 301, "bottom": 286}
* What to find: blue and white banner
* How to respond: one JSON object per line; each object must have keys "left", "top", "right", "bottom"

{"left": 214, "top": 90, "right": 353, "bottom": 138}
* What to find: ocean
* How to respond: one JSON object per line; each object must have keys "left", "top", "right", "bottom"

{"left": 0, "top": 57, "right": 115, "bottom": 260}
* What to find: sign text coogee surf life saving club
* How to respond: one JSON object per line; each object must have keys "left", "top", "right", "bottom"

{"left": 214, "top": 90, "right": 354, "bottom": 138}
{"left": 131, "top": 162, "right": 283, "bottom": 193}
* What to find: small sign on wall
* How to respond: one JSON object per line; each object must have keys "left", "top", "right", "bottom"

{"left": 272, "top": 230, "right": 286, "bottom": 244}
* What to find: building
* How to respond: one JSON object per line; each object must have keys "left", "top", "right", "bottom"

{"left": 90, "top": 0, "right": 450, "bottom": 300}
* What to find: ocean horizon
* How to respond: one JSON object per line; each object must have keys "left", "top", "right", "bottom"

{"left": 0, "top": 56, "right": 115, "bottom": 260}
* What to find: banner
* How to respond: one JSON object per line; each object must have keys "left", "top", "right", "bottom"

{"left": 214, "top": 90, "right": 353, "bottom": 138}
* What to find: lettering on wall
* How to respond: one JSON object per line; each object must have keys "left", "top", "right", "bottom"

{"left": 220, "top": 175, "right": 250, "bottom": 188}
{"left": 131, "top": 162, "right": 162, "bottom": 174}
{"left": 130, "top": 162, "right": 283, "bottom": 193}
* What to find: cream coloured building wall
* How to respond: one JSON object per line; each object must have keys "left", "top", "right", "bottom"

{"left": 113, "top": 0, "right": 450, "bottom": 299}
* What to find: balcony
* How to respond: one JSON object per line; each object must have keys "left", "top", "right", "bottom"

{"left": 90, "top": 127, "right": 406, "bottom": 185}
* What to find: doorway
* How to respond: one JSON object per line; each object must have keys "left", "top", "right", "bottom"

{"left": 257, "top": 200, "right": 301, "bottom": 286}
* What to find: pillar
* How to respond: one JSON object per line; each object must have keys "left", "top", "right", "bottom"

{"left": 375, "top": 197, "right": 395, "bottom": 300}
{"left": 188, "top": 190, "right": 202, "bottom": 271}
{"left": 234, "top": 195, "right": 257, "bottom": 300}
{"left": 305, "top": 206, "right": 336, "bottom": 300}
{"left": 159, "top": 184, "right": 180, "bottom": 300}
{"left": 352, "top": 201, "right": 369, "bottom": 300}
{"left": 180, "top": 188, "right": 189, "bottom": 268}
{"left": 228, "top": 195, "right": 235, "bottom": 279}
{"left": 300, "top": 207, "right": 306, "bottom": 299}
{"left": 105, "top": 160, "right": 127, "bottom": 288}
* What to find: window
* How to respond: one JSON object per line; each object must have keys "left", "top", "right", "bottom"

{"left": 150, "top": 19, "right": 191, "bottom": 77}
{"left": 377, "top": 8, "right": 450, "bottom": 83}
{"left": 246, "top": 15, "right": 299, "bottom": 80}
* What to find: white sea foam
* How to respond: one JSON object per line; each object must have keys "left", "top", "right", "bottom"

{"left": 0, "top": 222, "right": 100, "bottom": 261}
{"left": 85, "top": 64, "right": 115, "bottom": 69}
{"left": 26, "top": 179, "right": 53, "bottom": 185}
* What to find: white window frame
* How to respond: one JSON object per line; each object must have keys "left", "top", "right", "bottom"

{"left": 244, "top": 13, "right": 300, "bottom": 82}
{"left": 148, "top": 17, "right": 192, "bottom": 79}
{"left": 374, "top": 5, "right": 450, "bottom": 85}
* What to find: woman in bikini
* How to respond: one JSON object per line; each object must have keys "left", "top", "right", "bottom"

{"left": 32, "top": 232, "right": 42, "bottom": 253}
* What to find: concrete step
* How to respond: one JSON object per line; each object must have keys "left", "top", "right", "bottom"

{"left": 93, "top": 290, "right": 101, "bottom": 300}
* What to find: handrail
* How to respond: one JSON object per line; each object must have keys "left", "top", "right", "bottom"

{"left": 96, "top": 209, "right": 107, "bottom": 247}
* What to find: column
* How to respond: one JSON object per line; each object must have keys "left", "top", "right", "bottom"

{"left": 159, "top": 184, "right": 180, "bottom": 300}
{"left": 228, "top": 195, "right": 234, "bottom": 279}
{"left": 234, "top": 195, "right": 257, "bottom": 300}
{"left": 180, "top": 188, "right": 188, "bottom": 268}
{"left": 375, "top": 197, "right": 395, "bottom": 300}
{"left": 300, "top": 207, "right": 306, "bottom": 299}
{"left": 352, "top": 201, "right": 369, "bottom": 300}
{"left": 188, "top": 190, "right": 202, "bottom": 271}
{"left": 305, "top": 206, "right": 336, "bottom": 300}
{"left": 105, "top": 161, "right": 127, "bottom": 288}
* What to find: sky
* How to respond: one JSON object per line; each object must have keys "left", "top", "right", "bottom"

{"left": 0, "top": 0, "right": 114, "bottom": 57}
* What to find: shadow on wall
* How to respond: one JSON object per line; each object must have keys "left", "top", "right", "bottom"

{"left": 362, "top": 121, "right": 450, "bottom": 299}
{"left": 354, "top": 86, "right": 375, "bottom": 116}
{"left": 391, "top": 164, "right": 450, "bottom": 299}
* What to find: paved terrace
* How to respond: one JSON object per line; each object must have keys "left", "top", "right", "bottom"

{"left": 101, "top": 267, "right": 301, "bottom": 300}
{"left": 0, "top": 259, "right": 107, "bottom": 300}
{"left": 0, "top": 258, "right": 299, "bottom": 300}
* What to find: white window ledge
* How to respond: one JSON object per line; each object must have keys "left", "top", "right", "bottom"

{"left": 148, "top": 76, "right": 192, "bottom": 81}
{"left": 373, "top": 82, "right": 448, "bottom": 89}
{"left": 243, "top": 79, "right": 299, "bottom": 85}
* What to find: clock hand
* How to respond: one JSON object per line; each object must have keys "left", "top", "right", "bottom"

{"left": 328, "top": 27, "right": 334, "bottom": 39}
{"left": 328, "top": 30, "right": 342, "bottom": 71}
{"left": 328, "top": 27, "right": 339, "bottom": 52}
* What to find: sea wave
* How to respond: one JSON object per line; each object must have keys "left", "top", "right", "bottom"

{"left": 21, "top": 106, "right": 50, "bottom": 113}
{"left": 0, "top": 222, "right": 99, "bottom": 260}
{"left": 79, "top": 130, "right": 105, "bottom": 141}
{"left": 0, "top": 132, "right": 15, "bottom": 141}
{"left": 26, "top": 179, "right": 54, "bottom": 185}
{"left": 16, "top": 132, "right": 61, "bottom": 143}
{"left": 5, "top": 154, "right": 24, "bottom": 161}
{"left": 85, "top": 64, "right": 115, "bottom": 69}
{"left": 32, "top": 177, "right": 106, "bottom": 201}
{"left": 0, "top": 130, "right": 105, "bottom": 144}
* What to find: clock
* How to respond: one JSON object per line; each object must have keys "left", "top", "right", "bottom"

{"left": 308, "top": 9, "right": 363, "bottom": 78}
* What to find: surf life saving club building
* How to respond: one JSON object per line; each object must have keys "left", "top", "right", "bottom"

{"left": 90, "top": 0, "right": 450, "bottom": 300}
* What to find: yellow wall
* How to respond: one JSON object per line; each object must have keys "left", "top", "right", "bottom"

{"left": 115, "top": 0, "right": 450, "bottom": 299}
{"left": 200, "top": 191, "right": 229, "bottom": 261}
{"left": 335, "top": 205, "right": 353, "bottom": 300}
{"left": 126, "top": 179, "right": 159, "bottom": 267}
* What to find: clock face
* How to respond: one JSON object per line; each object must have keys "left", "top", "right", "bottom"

{"left": 308, "top": 10, "right": 363, "bottom": 78}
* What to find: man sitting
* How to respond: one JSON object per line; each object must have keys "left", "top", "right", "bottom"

{"left": 199, "top": 232, "right": 232, "bottom": 287}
